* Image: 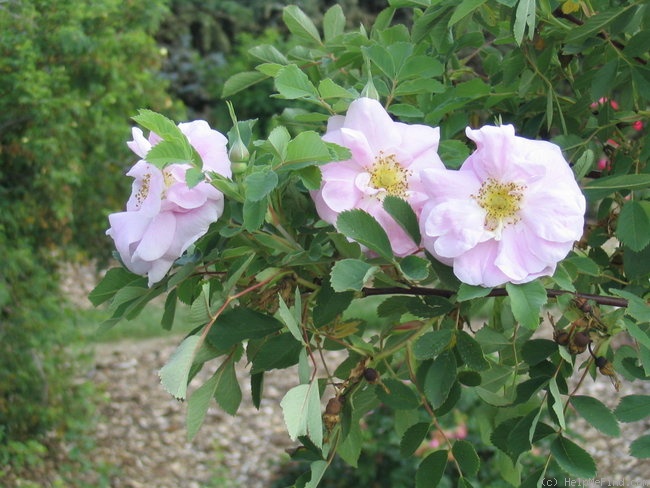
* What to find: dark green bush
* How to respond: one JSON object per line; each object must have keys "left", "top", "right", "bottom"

{"left": 0, "top": 0, "right": 178, "bottom": 481}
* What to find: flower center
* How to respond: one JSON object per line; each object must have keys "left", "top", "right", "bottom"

{"left": 472, "top": 178, "right": 525, "bottom": 238}
{"left": 369, "top": 152, "right": 410, "bottom": 198}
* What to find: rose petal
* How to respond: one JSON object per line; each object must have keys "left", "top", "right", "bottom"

{"left": 133, "top": 211, "right": 177, "bottom": 262}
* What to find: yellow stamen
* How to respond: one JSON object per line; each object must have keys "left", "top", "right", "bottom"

{"left": 134, "top": 173, "right": 152, "bottom": 208}
{"left": 369, "top": 152, "right": 410, "bottom": 198}
{"left": 472, "top": 178, "right": 525, "bottom": 238}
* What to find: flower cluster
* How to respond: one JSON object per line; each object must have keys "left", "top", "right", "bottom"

{"left": 109, "top": 98, "right": 586, "bottom": 288}
{"left": 312, "top": 99, "right": 586, "bottom": 287}
{"left": 107, "top": 120, "right": 231, "bottom": 286}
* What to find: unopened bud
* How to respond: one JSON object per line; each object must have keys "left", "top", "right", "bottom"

{"left": 228, "top": 138, "right": 250, "bottom": 164}
{"left": 361, "top": 77, "right": 379, "bottom": 101}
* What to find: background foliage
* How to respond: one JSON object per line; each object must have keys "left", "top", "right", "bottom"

{"left": 0, "top": 0, "right": 176, "bottom": 481}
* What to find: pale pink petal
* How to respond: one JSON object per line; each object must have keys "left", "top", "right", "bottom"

{"left": 179, "top": 120, "right": 232, "bottom": 177}
{"left": 326, "top": 115, "right": 345, "bottom": 132}
{"left": 168, "top": 202, "right": 224, "bottom": 255}
{"left": 125, "top": 162, "right": 165, "bottom": 215}
{"left": 107, "top": 211, "right": 151, "bottom": 262}
{"left": 453, "top": 241, "right": 510, "bottom": 287}
{"left": 133, "top": 211, "right": 177, "bottom": 262}
{"left": 341, "top": 98, "right": 401, "bottom": 151}
{"left": 421, "top": 199, "right": 488, "bottom": 258}
{"left": 127, "top": 128, "right": 152, "bottom": 158}
{"left": 420, "top": 168, "right": 481, "bottom": 203}
{"left": 311, "top": 189, "right": 339, "bottom": 224}
{"left": 336, "top": 128, "right": 377, "bottom": 168}
{"left": 394, "top": 123, "right": 442, "bottom": 165}
{"left": 144, "top": 258, "right": 176, "bottom": 287}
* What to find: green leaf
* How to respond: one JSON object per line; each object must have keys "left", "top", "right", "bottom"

{"left": 572, "top": 149, "right": 595, "bottom": 180}
{"left": 222, "top": 71, "right": 268, "bottom": 98}
{"left": 323, "top": 4, "right": 345, "bottom": 41}
{"left": 275, "top": 64, "right": 319, "bottom": 100}
{"left": 242, "top": 197, "right": 267, "bottom": 232}
{"left": 159, "top": 335, "right": 201, "bottom": 400}
{"left": 448, "top": 0, "right": 487, "bottom": 27}
{"left": 244, "top": 169, "right": 279, "bottom": 202}
{"left": 424, "top": 350, "right": 457, "bottom": 408}
{"left": 625, "top": 321, "right": 650, "bottom": 351}
{"left": 132, "top": 109, "right": 182, "bottom": 141}
{"left": 305, "top": 460, "right": 328, "bottom": 488}
{"left": 278, "top": 294, "right": 304, "bottom": 343}
{"left": 570, "top": 396, "right": 620, "bottom": 437}
{"left": 283, "top": 5, "right": 322, "bottom": 45}
{"left": 297, "top": 166, "right": 322, "bottom": 190}
{"left": 363, "top": 44, "right": 396, "bottom": 79}
{"left": 251, "top": 333, "right": 303, "bottom": 372}
{"left": 318, "top": 78, "right": 356, "bottom": 100}
{"left": 187, "top": 356, "right": 241, "bottom": 440}
{"left": 413, "top": 329, "right": 453, "bottom": 360}
{"left": 457, "top": 283, "right": 492, "bottom": 301}
{"left": 625, "top": 30, "right": 650, "bottom": 58}
{"left": 398, "top": 255, "right": 430, "bottom": 282}
{"left": 614, "top": 395, "right": 650, "bottom": 422}
{"left": 610, "top": 289, "right": 650, "bottom": 323}
{"left": 583, "top": 174, "right": 650, "bottom": 200}
{"left": 522, "top": 339, "right": 557, "bottom": 366}
{"left": 383, "top": 195, "right": 421, "bottom": 245}
{"left": 452, "top": 440, "right": 480, "bottom": 477}
{"left": 376, "top": 378, "right": 421, "bottom": 410}
{"left": 145, "top": 139, "right": 194, "bottom": 168}
{"left": 330, "top": 259, "right": 379, "bottom": 292}
{"left": 161, "top": 290, "right": 177, "bottom": 331}
{"left": 630, "top": 434, "right": 650, "bottom": 458}
{"left": 280, "top": 380, "right": 323, "bottom": 448}
{"left": 251, "top": 372, "right": 264, "bottom": 410}
{"left": 455, "top": 330, "right": 489, "bottom": 371}
{"left": 400, "top": 422, "right": 430, "bottom": 457}
{"left": 338, "top": 423, "right": 363, "bottom": 467}
{"left": 591, "top": 59, "right": 619, "bottom": 100}
{"left": 248, "top": 44, "right": 288, "bottom": 65}
{"left": 337, "top": 209, "right": 394, "bottom": 260}
{"left": 416, "top": 450, "right": 448, "bottom": 488}
{"left": 387, "top": 104, "right": 424, "bottom": 118}
{"left": 514, "top": 0, "right": 535, "bottom": 45}
{"left": 185, "top": 167, "right": 204, "bottom": 188}
{"left": 616, "top": 201, "right": 650, "bottom": 252}
{"left": 549, "top": 377, "right": 567, "bottom": 430}
{"left": 313, "top": 277, "right": 354, "bottom": 327}
{"left": 550, "top": 435, "right": 596, "bottom": 478}
{"left": 506, "top": 281, "right": 547, "bottom": 329}
{"left": 89, "top": 268, "right": 146, "bottom": 306}
{"left": 187, "top": 369, "right": 218, "bottom": 441}
{"left": 206, "top": 308, "right": 283, "bottom": 350}
{"left": 285, "top": 131, "right": 341, "bottom": 167}
{"left": 565, "top": 7, "right": 631, "bottom": 44}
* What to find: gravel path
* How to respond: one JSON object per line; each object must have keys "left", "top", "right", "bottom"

{"left": 87, "top": 336, "right": 297, "bottom": 488}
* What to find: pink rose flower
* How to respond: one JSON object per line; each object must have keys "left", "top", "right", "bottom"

{"left": 107, "top": 120, "right": 232, "bottom": 286}
{"left": 311, "top": 97, "right": 444, "bottom": 256}
{"left": 419, "top": 125, "right": 586, "bottom": 287}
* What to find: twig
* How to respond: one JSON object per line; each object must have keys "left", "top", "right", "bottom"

{"left": 361, "top": 286, "right": 629, "bottom": 308}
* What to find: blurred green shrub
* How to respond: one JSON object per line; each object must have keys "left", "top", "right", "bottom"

{"left": 0, "top": 0, "right": 178, "bottom": 480}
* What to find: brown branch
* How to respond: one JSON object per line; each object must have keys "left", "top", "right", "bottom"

{"left": 361, "top": 286, "right": 629, "bottom": 308}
